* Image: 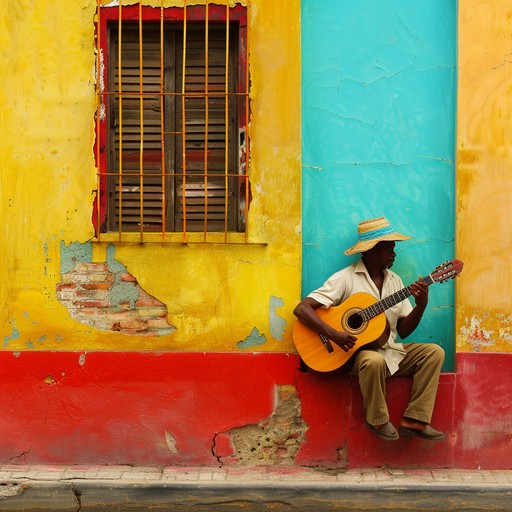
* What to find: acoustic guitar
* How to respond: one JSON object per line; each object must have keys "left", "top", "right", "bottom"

{"left": 293, "top": 259, "right": 464, "bottom": 374}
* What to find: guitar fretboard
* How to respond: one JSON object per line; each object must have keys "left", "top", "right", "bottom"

{"left": 360, "top": 274, "right": 435, "bottom": 321}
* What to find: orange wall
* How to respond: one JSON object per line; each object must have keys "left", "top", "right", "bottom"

{"left": 456, "top": 0, "right": 512, "bottom": 353}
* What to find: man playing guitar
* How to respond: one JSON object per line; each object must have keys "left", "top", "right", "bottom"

{"left": 293, "top": 217, "right": 447, "bottom": 441}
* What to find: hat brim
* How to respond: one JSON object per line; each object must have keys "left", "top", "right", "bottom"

{"left": 344, "top": 233, "right": 411, "bottom": 256}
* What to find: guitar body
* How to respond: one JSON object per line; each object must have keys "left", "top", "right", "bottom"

{"left": 293, "top": 259, "right": 464, "bottom": 374}
{"left": 293, "top": 292, "right": 387, "bottom": 373}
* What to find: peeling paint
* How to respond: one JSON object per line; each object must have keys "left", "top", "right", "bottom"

{"left": 57, "top": 242, "right": 176, "bottom": 337}
{"left": 216, "top": 385, "right": 307, "bottom": 466}
{"left": 458, "top": 311, "right": 512, "bottom": 352}
{"left": 3, "top": 319, "right": 20, "bottom": 348}
{"left": 106, "top": 245, "right": 139, "bottom": 309}
{"left": 60, "top": 241, "right": 93, "bottom": 275}
{"left": 269, "top": 295, "right": 287, "bottom": 341}
{"left": 165, "top": 431, "right": 178, "bottom": 455}
{"left": 43, "top": 375, "right": 55, "bottom": 385}
{"left": 236, "top": 327, "right": 266, "bottom": 349}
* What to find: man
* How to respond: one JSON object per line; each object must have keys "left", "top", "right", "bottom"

{"left": 293, "top": 217, "right": 445, "bottom": 441}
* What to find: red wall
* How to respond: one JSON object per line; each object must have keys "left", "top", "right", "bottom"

{"left": 1, "top": 351, "right": 510, "bottom": 469}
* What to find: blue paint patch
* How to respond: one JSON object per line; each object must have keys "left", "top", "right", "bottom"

{"left": 3, "top": 319, "right": 20, "bottom": 348}
{"left": 237, "top": 327, "right": 267, "bottom": 349}
{"left": 106, "top": 244, "right": 129, "bottom": 274}
{"left": 106, "top": 244, "right": 139, "bottom": 309}
{"left": 43, "top": 242, "right": 50, "bottom": 275}
{"left": 269, "top": 296, "right": 287, "bottom": 341}
{"left": 60, "top": 241, "right": 93, "bottom": 274}
{"left": 37, "top": 335, "right": 47, "bottom": 343}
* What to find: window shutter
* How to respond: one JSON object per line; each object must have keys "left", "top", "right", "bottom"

{"left": 106, "top": 20, "right": 242, "bottom": 234}
{"left": 109, "top": 25, "right": 165, "bottom": 232}
{"left": 175, "top": 26, "right": 239, "bottom": 233}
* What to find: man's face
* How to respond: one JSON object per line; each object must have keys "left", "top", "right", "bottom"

{"left": 374, "top": 241, "right": 396, "bottom": 269}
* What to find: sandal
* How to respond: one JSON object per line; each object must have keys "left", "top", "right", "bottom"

{"left": 366, "top": 420, "right": 399, "bottom": 441}
{"left": 398, "top": 425, "right": 445, "bottom": 441}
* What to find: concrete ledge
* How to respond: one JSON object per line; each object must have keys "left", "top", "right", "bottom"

{"left": 1, "top": 466, "right": 512, "bottom": 511}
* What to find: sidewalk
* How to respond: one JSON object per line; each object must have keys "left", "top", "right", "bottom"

{"left": 1, "top": 464, "right": 511, "bottom": 511}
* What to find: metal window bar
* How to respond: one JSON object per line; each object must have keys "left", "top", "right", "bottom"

{"left": 224, "top": 2, "right": 230, "bottom": 241}
{"left": 159, "top": 2, "right": 166, "bottom": 235}
{"left": 94, "top": 1, "right": 249, "bottom": 243}
{"left": 94, "top": 0, "right": 102, "bottom": 241}
{"left": 117, "top": 2, "right": 124, "bottom": 241}
{"left": 203, "top": 0, "right": 209, "bottom": 239}
{"left": 181, "top": 0, "right": 188, "bottom": 240}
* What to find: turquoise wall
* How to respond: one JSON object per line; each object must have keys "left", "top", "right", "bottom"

{"left": 301, "top": 0, "right": 457, "bottom": 370}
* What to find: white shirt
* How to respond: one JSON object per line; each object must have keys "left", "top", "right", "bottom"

{"left": 307, "top": 259, "right": 413, "bottom": 375}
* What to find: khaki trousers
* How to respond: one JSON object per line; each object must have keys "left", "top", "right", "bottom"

{"left": 349, "top": 343, "right": 445, "bottom": 426}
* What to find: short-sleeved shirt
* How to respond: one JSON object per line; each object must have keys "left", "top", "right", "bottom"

{"left": 307, "top": 259, "right": 413, "bottom": 375}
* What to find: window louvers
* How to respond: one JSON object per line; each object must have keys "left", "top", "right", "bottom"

{"left": 106, "top": 20, "right": 243, "bottom": 235}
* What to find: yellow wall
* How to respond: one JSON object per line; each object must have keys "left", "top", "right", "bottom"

{"left": 456, "top": 0, "right": 512, "bottom": 352}
{"left": 0, "top": 0, "right": 301, "bottom": 351}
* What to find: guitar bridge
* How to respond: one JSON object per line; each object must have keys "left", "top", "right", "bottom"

{"left": 319, "top": 334, "right": 334, "bottom": 353}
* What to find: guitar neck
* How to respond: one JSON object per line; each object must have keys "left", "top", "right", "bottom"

{"left": 361, "top": 274, "right": 435, "bottom": 321}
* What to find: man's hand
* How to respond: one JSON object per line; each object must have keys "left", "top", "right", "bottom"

{"left": 330, "top": 331, "right": 357, "bottom": 352}
{"left": 410, "top": 279, "right": 428, "bottom": 310}
{"left": 293, "top": 296, "right": 357, "bottom": 352}
{"left": 397, "top": 279, "right": 429, "bottom": 340}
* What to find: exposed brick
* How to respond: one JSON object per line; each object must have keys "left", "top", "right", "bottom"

{"left": 69, "top": 307, "right": 105, "bottom": 316}
{"left": 137, "top": 289, "right": 153, "bottom": 299}
{"left": 81, "top": 283, "right": 111, "bottom": 291}
{"left": 72, "top": 300, "right": 111, "bottom": 308}
{"left": 219, "top": 385, "right": 307, "bottom": 466}
{"left": 56, "top": 299, "right": 75, "bottom": 308}
{"left": 88, "top": 273, "right": 111, "bottom": 283}
{"left": 137, "top": 307, "right": 168, "bottom": 318}
{"left": 75, "top": 289, "right": 109, "bottom": 300}
{"left": 62, "top": 272, "right": 108, "bottom": 284}
{"left": 120, "top": 273, "right": 137, "bottom": 282}
{"left": 75, "top": 263, "right": 108, "bottom": 273}
{"left": 118, "top": 318, "right": 147, "bottom": 331}
{"left": 56, "top": 283, "right": 77, "bottom": 291}
{"left": 56, "top": 290, "right": 77, "bottom": 301}
{"left": 135, "top": 297, "right": 166, "bottom": 308}
{"left": 61, "top": 274, "right": 81, "bottom": 284}
{"left": 57, "top": 258, "right": 173, "bottom": 337}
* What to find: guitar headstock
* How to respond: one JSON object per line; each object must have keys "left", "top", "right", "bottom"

{"left": 431, "top": 259, "right": 464, "bottom": 283}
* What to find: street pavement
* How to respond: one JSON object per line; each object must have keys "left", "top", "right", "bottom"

{"left": 1, "top": 464, "right": 511, "bottom": 511}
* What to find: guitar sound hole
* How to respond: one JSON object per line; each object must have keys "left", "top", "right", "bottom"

{"left": 347, "top": 313, "right": 363, "bottom": 330}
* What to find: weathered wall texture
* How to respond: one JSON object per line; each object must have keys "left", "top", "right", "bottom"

{"left": 1, "top": 0, "right": 512, "bottom": 472}
{"left": 0, "top": 0, "right": 301, "bottom": 352}
{"left": 1, "top": 351, "right": 511, "bottom": 469}
{"left": 456, "top": 0, "right": 512, "bottom": 353}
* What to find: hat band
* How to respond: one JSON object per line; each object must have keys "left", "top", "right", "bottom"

{"left": 358, "top": 225, "right": 395, "bottom": 242}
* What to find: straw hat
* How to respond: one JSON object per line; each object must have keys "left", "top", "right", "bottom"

{"left": 344, "top": 217, "right": 411, "bottom": 256}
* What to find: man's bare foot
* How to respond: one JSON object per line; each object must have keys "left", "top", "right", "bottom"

{"left": 399, "top": 417, "right": 445, "bottom": 440}
{"left": 400, "top": 417, "right": 427, "bottom": 431}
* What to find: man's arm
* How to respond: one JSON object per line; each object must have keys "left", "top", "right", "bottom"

{"left": 397, "top": 280, "right": 428, "bottom": 339}
{"left": 293, "top": 297, "right": 357, "bottom": 352}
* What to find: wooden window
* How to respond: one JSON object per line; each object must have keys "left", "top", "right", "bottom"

{"left": 94, "top": 3, "right": 249, "bottom": 242}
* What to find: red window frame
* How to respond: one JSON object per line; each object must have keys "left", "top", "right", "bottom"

{"left": 93, "top": 3, "right": 249, "bottom": 239}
